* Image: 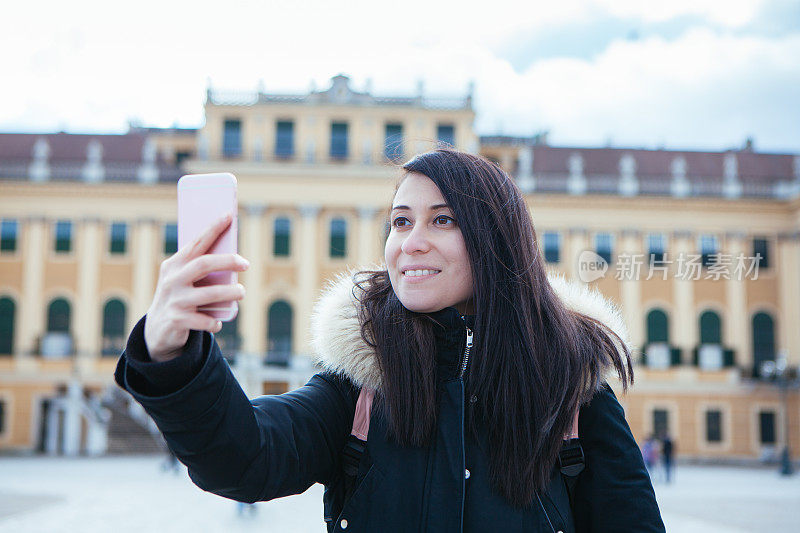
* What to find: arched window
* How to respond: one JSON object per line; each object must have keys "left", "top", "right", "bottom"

{"left": 330, "top": 218, "right": 347, "bottom": 258}
{"left": 47, "top": 298, "right": 71, "bottom": 333}
{"left": 699, "top": 310, "right": 722, "bottom": 344}
{"left": 266, "top": 300, "right": 293, "bottom": 366}
{"left": 273, "top": 217, "right": 291, "bottom": 257}
{"left": 102, "top": 299, "right": 126, "bottom": 356}
{"left": 0, "top": 296, "right": 15, "bottom": 355}
{"left": 216, "top": 313, "right": 240, "bottom": 362}
{"left": 646, "top": 309, "right": 669, "bottom": 343}
{"left": 752, "top": 312, "right": 775, "bottom": 377}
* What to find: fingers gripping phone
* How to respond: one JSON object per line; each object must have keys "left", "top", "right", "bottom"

{"left": 177, "top": 173, "right": 239, "bottom": 321}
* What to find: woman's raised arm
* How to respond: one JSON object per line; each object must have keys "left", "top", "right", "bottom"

{"left": 115, "top": 316, "right": 357, "bottom": 503}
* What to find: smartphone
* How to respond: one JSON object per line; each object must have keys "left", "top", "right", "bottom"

{"left": 177, "top": 172, "right": 239, "bottom": 321}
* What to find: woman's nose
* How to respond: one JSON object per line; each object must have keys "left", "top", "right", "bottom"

{"left": 400, "top": 225, "right": 432, "bottom": 254}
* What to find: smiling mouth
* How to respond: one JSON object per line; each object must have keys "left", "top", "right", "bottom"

{"left": 402, "top": 269, "right": 442, "bottom": 277}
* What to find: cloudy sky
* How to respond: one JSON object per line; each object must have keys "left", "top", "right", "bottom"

{"left": 1, "top": 0, "right": 798, "bottom": 152}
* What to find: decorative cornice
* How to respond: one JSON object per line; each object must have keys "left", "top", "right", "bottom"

{"left": 244, "top": 203, "right": 268, "bottom": 217}
{"left": 299, "top": 204, "right": 321, "bottom": 218}
{"left": 777, "top": 231, "right": 800, "bottom": 242}
{"left": 357, "top": 206, "right": 379, "bottom": 220}
{"left": 723, "top": 230, "right": 748, "bottom": 240}
{"left": 568, "top": 227, "right": 588, "bottom": 236}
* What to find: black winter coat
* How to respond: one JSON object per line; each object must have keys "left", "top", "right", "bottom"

{"left": 115, "top": 272, "right": 665, "bottom": 532}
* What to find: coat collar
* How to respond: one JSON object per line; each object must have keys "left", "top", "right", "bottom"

{"left": 310, "top": 267, "right": 631, "bottom": 392}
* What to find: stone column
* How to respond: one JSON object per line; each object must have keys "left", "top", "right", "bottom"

{"left": 19, "top": 216, "right": 46, "bottom": 357}
{"left": 671, "top": 230, "right": 696, "bottom": 362}
{"left": 297, "top": 205, "right": 320, "bottom": 355}
{"left": 131, "top": 218, "right": 157, "bottom": 327}
{"left": 240, "top": 204, "right": 267, "bottom": 358}
{"left": 777, "top": 232, "right": 800, "bottom": 366}
{"left": 62, "top": 380, "right": 83, "bottom": 456}
{"left": 357, "top": 206, "right": 379, "bottom": 266}
{"left": 516, "top": 146, "right": 534, "bottom": 193}
{"left": 724, "top": 231, "right": 749, "bottom": 367}
{"left": 619, "top": 229, "right": 644, "bottom": 349}
{"left": 75, "top": 217, "right": 102, "bottom": 362}
{"left": 566, "top": 227, "right": 588, "bottom": 282}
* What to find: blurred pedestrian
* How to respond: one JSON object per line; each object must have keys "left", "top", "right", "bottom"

{"left": 160, "top": 448, "right": 180, "bottom": 473}
{"left": 642, "top": 434, "right": 659, "bottom": 480}
{"left": 662, "top": 433, "right": 675, "bottom": 483}
{"left": 236, "top": 501, "right": 257, "bottom": 517}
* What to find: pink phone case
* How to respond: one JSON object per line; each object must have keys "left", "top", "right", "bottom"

{"left": 177, "top": 173, "right": 238, "bottom": 321}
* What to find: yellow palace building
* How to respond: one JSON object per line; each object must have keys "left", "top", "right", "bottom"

{"left": 1, "top": 75, "right": 798, "bottom": 465}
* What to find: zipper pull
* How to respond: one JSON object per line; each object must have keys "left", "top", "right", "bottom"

{"left": 459, "top": 324, "right": 473, "bottom": 379}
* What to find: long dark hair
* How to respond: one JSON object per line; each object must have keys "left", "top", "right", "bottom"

{"left": 355, "top": 148, "right": 632, "bottom": 507}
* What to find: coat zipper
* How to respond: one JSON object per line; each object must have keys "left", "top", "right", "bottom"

{"left": 459, "top": 317, "right": 473, "bottom": 379}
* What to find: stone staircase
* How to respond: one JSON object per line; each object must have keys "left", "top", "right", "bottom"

{"left": 103, "top": 389, "right": 166, "bottom": 455}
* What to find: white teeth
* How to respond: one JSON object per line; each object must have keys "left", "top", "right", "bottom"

{"left": 404, "top": 269, "right": 440, "bottom": 277}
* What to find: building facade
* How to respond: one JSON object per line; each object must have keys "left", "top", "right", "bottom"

{"left": 1, "top": 75, "right": 798, "bottom": 464}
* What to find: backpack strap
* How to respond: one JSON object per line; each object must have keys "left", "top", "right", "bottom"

{"left": 559, "top": 408, "right": 584, "bottom": 510}
{"left": 343, "top": 388, "right": 586, "bottom": 510}
{"left": 341, "top": 387, "right": 375, "bottom": 497}
{"left": 351, "top": 387, "right": 375, "bottom": 440}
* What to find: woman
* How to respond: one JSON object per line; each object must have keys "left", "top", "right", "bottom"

{"left": 116, "top": 149, "right": 664, "bottom": 532}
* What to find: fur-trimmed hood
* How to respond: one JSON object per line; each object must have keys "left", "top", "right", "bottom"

{"left": 310, "top": 267, "right": 630, "bottom": 392}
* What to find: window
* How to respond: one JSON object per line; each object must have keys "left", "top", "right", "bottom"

{"left": 759, "top": 411, "right": 776, "bottom": 445}
{"left": 109, "top": 222, "right": 127, "bottom": 255}
{"left": 164, "top": 223, "right": 178, "bottom": 255}
{"left": 700, "top": 234, "right": 718, "bottom": 267}
{"left": 647, "top": 233, "right": 666, "bottom": 265}
{"left": 0, "top": 297, "right": 14, "bottom": 355}
{"left": 330, "top": 122, "right": 349, "bottom": 160}
{"left": 223, "top": 119, "right": 242, "bottom": 158}
{"left": 273, "top": 217, "right": 291, "bottom": 257}
{"left": 653, "top": 409, "right": 669, "bottom": 439}
{"left": 175, "top": 151, "right": 192, "bottom": 167}
{"left": 266, "top": 300, "right": 293, "bottom": 366}
{"left": 753, "top": 237, "right": 770, "bottom": 269}
{"left": 275, "top": 120, "right": 294, "bottom": 158}
{"left": 384, "top": 123, "right": 403, "bottom": 162}
{"left": 437, "top": 124, "right": 455, "bottom": 146}
{"left": 216, "top": 314, "right": 240, "bottom": 361}
{"left": 752, "top": 312, "right": 775, "bottom": 377}
{"left": 646, "top": 309, "right": 669, "bottom": 343}
{"left": 543, "top": 232, "right": 560, "bottom": 263}
{"left": 699, "top": 311, "right": 722, "bottom": 344}
{"left": 706, "top": 410, "right": 722, "bottom": 443}
{"left": 55, "top": 220, "right": 71, "bottom": 253}
{"left": 47, "top": 298, "right": 71, "bottom": 333}
{"left": 595, "top": 233, "right": 614, "bottom": 264}
{"left": 329, "top": 218, "right": 347, "bottom": 258}
{"left": 1, "top": 219, "right": 17, "bottom": 252}
{"left": 101, "top": 299, "right": 126, "bottom": 356}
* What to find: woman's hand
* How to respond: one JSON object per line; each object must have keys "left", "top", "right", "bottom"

{"left": 144, "top": 213, "right": 249, "bottom": 362}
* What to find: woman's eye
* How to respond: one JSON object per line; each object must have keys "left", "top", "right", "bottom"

{"left": 392, "top": 216, "right": 410, "bottom": 227}
{"left": 434, "top": 215, "right": 454, "bottom": 225}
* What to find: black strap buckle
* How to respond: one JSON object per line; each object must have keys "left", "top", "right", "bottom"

{"left": 342, "top": 435, "right": 366, "bottom": 477}
{"left": 559, "top": 438, "right": 585, "bottom": 477}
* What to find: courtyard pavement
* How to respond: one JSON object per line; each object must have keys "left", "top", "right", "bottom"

{"left": 0, "top": 455, "right": 798, "bottom": 532}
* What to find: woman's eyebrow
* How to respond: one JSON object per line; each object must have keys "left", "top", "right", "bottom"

{"left": 391, "top": 203, "right": 450, "bottom": 211}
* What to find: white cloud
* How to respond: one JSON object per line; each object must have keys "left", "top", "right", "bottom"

{"left": 0, "top": 0, "right": 797, "bottom": 152}
{"left": 591, "top": 0, "right": 767, "bottom": 26}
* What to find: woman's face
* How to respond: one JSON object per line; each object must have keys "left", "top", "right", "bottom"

{"left": 385, "top": 172, "right": 474, "bottom": 314}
